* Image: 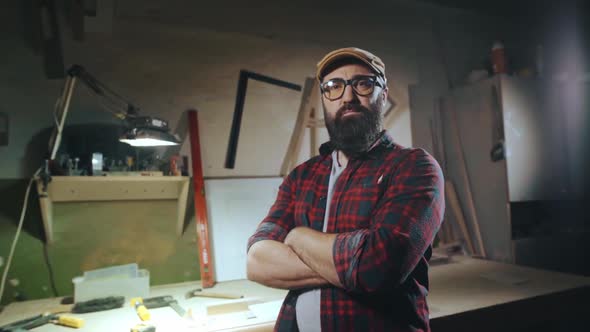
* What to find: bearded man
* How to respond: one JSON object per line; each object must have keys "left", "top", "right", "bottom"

{"left": 246, "top": 47, "right": 445, "bottom": 332}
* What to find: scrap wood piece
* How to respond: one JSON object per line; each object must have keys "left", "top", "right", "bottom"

{"left": 186, "top": 288, "right": 244, "bottom": 300}
{"left": 206, "top": 299, "right": 264, "bottom": 316}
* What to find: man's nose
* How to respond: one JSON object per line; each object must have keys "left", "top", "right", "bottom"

{"left": 341, "top": 84, "right": 359, "bottom": 103}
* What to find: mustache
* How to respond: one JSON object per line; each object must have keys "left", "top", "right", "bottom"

{"left": 336, "top": 104, "right": 370, "bottom": 119}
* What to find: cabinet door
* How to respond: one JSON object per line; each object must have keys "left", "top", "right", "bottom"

{"left": 500, "top": 76, "right": 571, "bottom": 201}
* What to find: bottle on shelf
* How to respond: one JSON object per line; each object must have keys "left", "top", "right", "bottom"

{"left": 491, "top": 41, "right": 507, "bottom": 75}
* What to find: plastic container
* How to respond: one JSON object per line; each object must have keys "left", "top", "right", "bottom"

{"left": 72, "top": 263, "right": 150, "bottom": 303}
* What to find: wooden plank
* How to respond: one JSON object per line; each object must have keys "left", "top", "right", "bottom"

{"left": 447, "top": 98, "right": 487, "bottom": 258}
{"left": 188, "top": 110, "right": 215, "bottom": 288}
{"left": 280, "top": 78, "right": 317, "bottom": 177}
{"left": 36, "top": 179, "right": 54, "bottom": 244}
{"left": 429, "top": 106, "right": 455, "bottom": 245}
{"left": 45, "top": 176, "right": 188, "bottom": 202}
{"left": 290, "top": 80, "right": 320, "bottom": 170}
{"left": 50, "top": 75, "right": 76, "bottom": 160}
{"left": 307, "top": 78, "right": 323, "bottom": 158}
{"left": 206, "top": 299, "right": 262, "bottom": 316}
{"left": 445, "top": 180, "right": 476, "bottom": 254}
{"left": 309, "top": 107, "right": 317, "bottom": 157}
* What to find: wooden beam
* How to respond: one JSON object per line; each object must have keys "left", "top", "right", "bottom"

{"left": 447, "top": 98, "right": 487, "bottom": 258}
{"left": 430, "top": 103, "right": 456, "bottom": 245}
{"left": 309, "top": 107, "right": 317, "bottom": 157}
{"left": 280, "top": 78, "right": 318, "bottom": 177}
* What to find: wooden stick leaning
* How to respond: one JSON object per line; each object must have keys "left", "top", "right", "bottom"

{"left": 280, "top": 78, "right": 318, "bottom": 177}
{"left": 446, "top": 98, "right": 487, "bottom": 258}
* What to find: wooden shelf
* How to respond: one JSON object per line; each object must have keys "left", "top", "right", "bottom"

{"left": 35, "top": 175, "right": 190, "bottom": 244}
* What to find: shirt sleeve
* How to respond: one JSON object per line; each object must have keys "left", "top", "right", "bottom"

{"left": 247, "top": 169, "right": 297, "bottom": 252}
{"left": 332, "top": 149, "right": 445, "bottom": 293}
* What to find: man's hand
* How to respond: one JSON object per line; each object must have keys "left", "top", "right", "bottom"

{"left": 247, "top": 240, "right": 329, "bottom": 290}
{"left": 284, "top": 227, "right": 343, "bottom": 288}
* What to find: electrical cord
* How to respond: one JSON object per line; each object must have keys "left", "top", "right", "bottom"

{"left": 0, "top": 168, "right": 41, "bottom": 304}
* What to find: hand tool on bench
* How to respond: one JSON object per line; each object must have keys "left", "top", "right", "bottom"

{"left": 142, "top": 295, "right": 187, "bottom": 318}
{"left": 186, "top": 288, "right": 243, "bottom": 300}
{"left": 71, "top": 296, "right": 125, "bottom": 313}
{"left": 0, "top": 313, "right": 84, "bottom": 331}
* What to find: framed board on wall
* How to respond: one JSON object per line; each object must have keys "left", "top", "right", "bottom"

{"left": 205, "top": 177, "right": 283, "bottom": 282}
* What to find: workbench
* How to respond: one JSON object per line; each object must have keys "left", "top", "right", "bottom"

{"left": 1, "top": 256, "right": 588, "bottom": 331}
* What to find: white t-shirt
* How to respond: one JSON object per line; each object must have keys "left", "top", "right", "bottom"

{"left": 296, "top": 150, "right": 346, "bottom": 332}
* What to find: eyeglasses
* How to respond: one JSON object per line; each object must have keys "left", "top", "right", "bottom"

{"left": 320, "top": 75, "right": 384, "bottom": 101}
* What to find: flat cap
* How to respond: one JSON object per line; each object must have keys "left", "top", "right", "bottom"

{"left": 316, "top": 47, "right": 386, "bottom": 82}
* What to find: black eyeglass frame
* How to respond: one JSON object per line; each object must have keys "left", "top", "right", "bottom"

{"left": 319, "top": 75, "right": 385, "bottom": 101}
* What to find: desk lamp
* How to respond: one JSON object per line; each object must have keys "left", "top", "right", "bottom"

{"left": 49, "top": 65, "right": 180, "bottom": 161}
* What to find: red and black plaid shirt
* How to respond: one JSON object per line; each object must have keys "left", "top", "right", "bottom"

{"left": 248, "top": 132, "right": 445, "bottom": 332}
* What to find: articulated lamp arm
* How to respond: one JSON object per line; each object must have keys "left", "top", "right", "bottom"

{"left": 48, "top": 65, "right": 179, "bottom": 161}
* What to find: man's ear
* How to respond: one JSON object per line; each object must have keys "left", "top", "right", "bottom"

{"left": 381, "top": 87, "right": 389, "bottom": 106}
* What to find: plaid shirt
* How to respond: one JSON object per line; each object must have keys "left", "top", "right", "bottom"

{"left": 248, "top": 133, "right": 444, "bottom": 332}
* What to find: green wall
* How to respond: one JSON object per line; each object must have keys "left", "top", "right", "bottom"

{"left": 0, "top": 179, "right": 200, "bottom": 306}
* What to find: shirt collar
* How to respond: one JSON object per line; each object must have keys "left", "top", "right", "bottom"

{"left": 319, "top": 130, "right": 393, "bottom": 159}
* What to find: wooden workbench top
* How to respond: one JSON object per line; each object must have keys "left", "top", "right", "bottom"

{"left": 1, "top": 256, "right": 588, "bottom": 331}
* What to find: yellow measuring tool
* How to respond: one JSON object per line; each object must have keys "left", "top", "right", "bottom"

{"left": 130, "top": 297, "right": 151, "bottom": 321}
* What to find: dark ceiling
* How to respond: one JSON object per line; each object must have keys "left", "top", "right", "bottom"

{"left": 418, "top": 0, "right": 580, "bottom": 19}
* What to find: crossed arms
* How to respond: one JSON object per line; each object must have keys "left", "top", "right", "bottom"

{"left": 247, "top": 227, "right": 341, "bottom": 290}
{"left": 246, "top": 149, "right": 444, "bottom": 293}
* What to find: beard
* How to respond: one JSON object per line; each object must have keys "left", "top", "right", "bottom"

{"left": 323, "top": 98, "right": 384, "bottom": 157}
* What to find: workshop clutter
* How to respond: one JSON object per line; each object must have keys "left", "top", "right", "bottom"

{"left": 52, "top": 151, "right": 189, "bottom": 177}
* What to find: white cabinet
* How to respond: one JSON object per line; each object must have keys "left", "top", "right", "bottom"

{"left": 419, "top": 75, "right": 587, "bottom": 267}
